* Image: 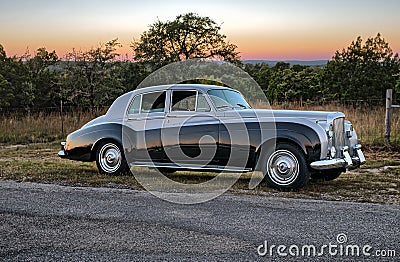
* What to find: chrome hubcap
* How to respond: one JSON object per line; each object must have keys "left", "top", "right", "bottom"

{"left": 267, "top": 150, "right": 299, "bottom": 185}
{"left": 99, "top": 143, "right": 121, "bottom": 173}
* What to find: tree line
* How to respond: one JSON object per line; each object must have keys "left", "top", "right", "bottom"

{"left": 0, "top": 13, "right": 399, "bottom": 111}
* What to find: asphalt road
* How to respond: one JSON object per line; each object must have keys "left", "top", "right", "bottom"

{"left": 0, "top": 180, "right": 398, "bottom": 261}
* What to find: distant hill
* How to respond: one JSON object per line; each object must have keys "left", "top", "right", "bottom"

{"left": 242, "top": 60, "right": 329, "bottom": 66}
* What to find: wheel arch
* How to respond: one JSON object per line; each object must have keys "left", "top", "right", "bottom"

{"left": 80, "top": 123, "right": 123, "bottom": 161}
{"left": 253, "top": 137, "right": 303, "bottom": 169}
{"left": 90, "top": 137, "right": 123, "bottom": 161}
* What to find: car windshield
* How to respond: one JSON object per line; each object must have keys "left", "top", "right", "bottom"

{"left": 207, "top": 89, "right": 251, "bottom": 110}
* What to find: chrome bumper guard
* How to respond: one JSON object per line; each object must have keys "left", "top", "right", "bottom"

{"left": 58, "top": 141, "right": 67, "bottom": 158}
{"left": 310, "top": 144, "right": 365, "bottom": 170}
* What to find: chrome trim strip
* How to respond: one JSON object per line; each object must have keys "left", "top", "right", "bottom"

{"left": 131, "top": 162, "right": 252, "bottom": 172}
{"left": 195, "top": 91, "right": 198, "bottom": 111}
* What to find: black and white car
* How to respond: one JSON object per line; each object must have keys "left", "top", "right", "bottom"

{"left": 59, "top": 84, "right": 365, "bottom": 190}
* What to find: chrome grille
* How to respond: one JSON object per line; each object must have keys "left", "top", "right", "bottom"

{"left": 332, "top": 117, "right": 345, "bottom": 157}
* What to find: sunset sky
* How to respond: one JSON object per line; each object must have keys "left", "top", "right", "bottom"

{"left": 1, "top": 0, "right": 399, "bottom": 60}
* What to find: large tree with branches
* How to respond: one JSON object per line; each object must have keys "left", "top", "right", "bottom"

{"left": 132, "top": 13, "right": 240, "bottom": 68}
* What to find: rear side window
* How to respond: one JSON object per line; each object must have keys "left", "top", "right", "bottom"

{"left": 141, "top": 91, "right": 166, "bottom": 113}
{"left": 127, "top": 91, "right": 166, "bottom": 114}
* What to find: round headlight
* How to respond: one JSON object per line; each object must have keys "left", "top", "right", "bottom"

{"left": 330, "top": 146, "right": 337, "bottom": 158}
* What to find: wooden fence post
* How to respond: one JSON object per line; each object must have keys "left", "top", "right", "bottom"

{"left": 385, "top": 89, "right": 392, "bottom": 144}
{"left": 61, "top": 100, "right": 64, "bottom": 135}
{"left": 385, "top": 89, "right": 400, "bottom": 144}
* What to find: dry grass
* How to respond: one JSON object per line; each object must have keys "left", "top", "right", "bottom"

{"left": 0, "top": 109, "right": 106, "bottom": 145}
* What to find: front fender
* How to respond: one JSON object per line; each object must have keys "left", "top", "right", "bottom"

{"left": 256, "top": 119, "right": 327, "bottom": 163}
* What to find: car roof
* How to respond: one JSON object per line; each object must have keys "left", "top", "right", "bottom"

{"left": 106, "top": 84, "right": 234, "bottom": 117}
{"left": 134, "top": 84, "right": 233, "bottom": 93}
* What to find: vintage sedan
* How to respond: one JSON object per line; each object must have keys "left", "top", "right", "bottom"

{"left": 58, "top": 84, "right": 365, "bottom": 190}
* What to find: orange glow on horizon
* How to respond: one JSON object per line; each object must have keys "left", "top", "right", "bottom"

{"left": 2, "top": 39, "right": 400, "bottom": 62}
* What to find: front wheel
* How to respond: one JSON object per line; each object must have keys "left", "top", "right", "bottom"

{"left": 263, "top": 143, "right": 310, "bottom": 190}
{"left": 96, "top": 141, "right": 129, "bottom": 175}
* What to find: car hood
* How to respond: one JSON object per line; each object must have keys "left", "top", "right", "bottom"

{"left": 227, "top": 109, "right": 344, "bottom": 122}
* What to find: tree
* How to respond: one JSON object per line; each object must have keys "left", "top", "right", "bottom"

{"left": 0, "top": 45, "right": 14, "bottom": 107}
{"left": 0, "top": 74, "right": 14, "bottom": 107}
{"left": 396, "top": 72, "right": 400, "bottom": 95}
{"left": 0, "top": 44, "right": 6, "bottom": 62}
{"left": 0, "top": 44, "right": 34, "bottom": 109}
{"left": 117, "top": 60, "right": 151, "bottom": 91}
{"left": 322, "top": 33, "right": 400, "bottom": 102}
{"left": 244, "top": 63, "right": 273, "bottom": 97}
{"left": 28, "top": 48, "right": 58, "bottom": 76}
{"left": 62, "top": 39, "right": 126, "bottom": 108}
{"left": 26, "top": 47, "right": 60, "bottom": 108}
{"left": 132, "top": 13, "right": 240, "bottom": 68}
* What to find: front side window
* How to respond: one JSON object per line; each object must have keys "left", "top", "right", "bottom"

{"left": 171, "top": 91, "right": 197, "bottom": 111}
{"left": 171, "top": 90, "right": 211, "bottom": 112}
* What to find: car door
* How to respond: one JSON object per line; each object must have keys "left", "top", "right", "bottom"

{"left": 162, "top": 89, "right": 220, "bottom": 167}
{"left": 124, "top": 90, "right": 166, "bottom": 164}
{"left": 206, "top": 89, "right": 258, "bottom": 170}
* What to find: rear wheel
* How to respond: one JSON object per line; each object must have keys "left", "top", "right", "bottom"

{"left": 96, "top": 141, "right": 129, "bottom": 175}
{"left": 262, "top": 143, "right": 309, "bottom": 190}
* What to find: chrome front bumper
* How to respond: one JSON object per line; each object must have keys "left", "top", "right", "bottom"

{"left": 310, "top": 144, "right": 365, "bottom": 170}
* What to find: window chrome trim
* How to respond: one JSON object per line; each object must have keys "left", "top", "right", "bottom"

{"left": 195, "top": 91, "right": 198, "bottom": 111}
